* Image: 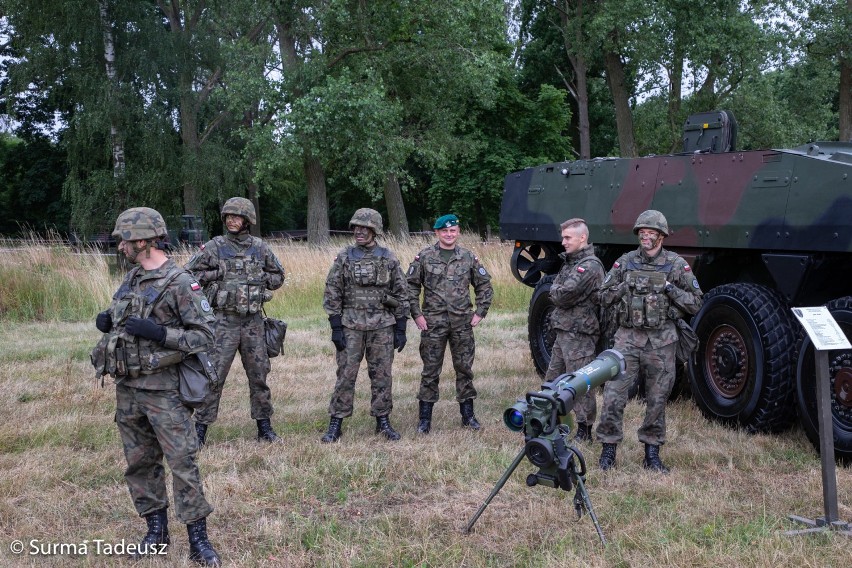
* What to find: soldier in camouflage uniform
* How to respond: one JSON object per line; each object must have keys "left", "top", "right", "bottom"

{"left": 185, "top": 197, "right": 286, "bottom": 445}
{"left": 543, "top": 218, "right": 605, "bottom": 442}
{"left": 406, "top": 214, "right": 493, "bottom": 433}
{"left": 91, "top": 207, "right": 220, "bottom": 566}
{"left": 595, "top": 210, "right": 703, "bottom": 473}
{"left": 321, "top": 208, "right": 409, "bottom": 443}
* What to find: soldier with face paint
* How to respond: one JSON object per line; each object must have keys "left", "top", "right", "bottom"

{"left": 595, "top": 210, "right": 703, "bottom": 473}
{"left": 91, "top": 207, "right": 220, "bottom": 566}
{"left": 320, "top": 208, "right": 410, "bottom": 443}
{"left": 406, "top": 214, "right": 493, "bottom": 434}
{"left": 185, "top": 197, "right": 286, "bottom": 445}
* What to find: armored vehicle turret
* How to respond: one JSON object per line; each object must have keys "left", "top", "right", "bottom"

{"left": 500, "top": 110, "right": 852, "bottom": 461}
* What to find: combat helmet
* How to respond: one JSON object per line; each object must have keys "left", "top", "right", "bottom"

{"left": 349, "top": 208, "right": 383, "bottom": 235}
{"left": 221, "top": 197, "right": 256, "bottom": 225}
{"left": 633, "top": 209, "right": 669, "bottom": 237}
{"left": 112, "top": 207, "right": 168, "bottom": 241}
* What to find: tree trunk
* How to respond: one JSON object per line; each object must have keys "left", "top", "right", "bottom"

{"left": 305, "top": 155, "right": 330, "bottom": 244}
{"left": 99, "top": 1, "right": 126, "bottom": 188}
{"left": 667, "top": 39, "right": 684, "bottom": 152}
{"left": 560, "top": 0, "right": 590, "bottom": 159}
{"left": 840, "top": 51, "right": 851, "bottom": 142}
{"left": 603, "top": 49, "right": 637, "bottom": 157}
{"left": 383, "top": 173, "right": 408, "bottom": 237}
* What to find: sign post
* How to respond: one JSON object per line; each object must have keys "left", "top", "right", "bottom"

{"left": 785, "top": 307, "right": 852, "bottom": 537}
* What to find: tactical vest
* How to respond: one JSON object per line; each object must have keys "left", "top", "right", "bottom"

{"left": 342, "top": 246, "right": 392, "bottom": 309}
{"left": 617, "top": 251, "right": 677, "bottom": 330}
{"left": 207, "top": 235, "right": 269, "bottom": 315}
{"left": 94, "top": 267, "right": 185, "bottom": 380}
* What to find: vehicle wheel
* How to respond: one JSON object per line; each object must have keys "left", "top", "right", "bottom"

{"left": 688, "top": 283, "right": 796, "bottom": 433}
{"left": 795, "top": 296, "right": 852, "bottom": 463}
{"left": 528, "top": 275, "right": 556, "bottom": 376}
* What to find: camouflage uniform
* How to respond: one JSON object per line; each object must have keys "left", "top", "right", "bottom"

{"left": 543, "top": 243, "right": 605, "bottom": 426}
{"left": 185, "top": 232, "right": 285, "bottom": 425}
{"left": 407, "top": 243, "right": 493, "bottom": 403}
{"left": 596, "top": 247, "right": 703, "bottom": 446}
{"left": 323, "top": 243, "right": 409, "bottom": 419}
{"left": 94, "top": 257, "right": 215, "bottom": 524}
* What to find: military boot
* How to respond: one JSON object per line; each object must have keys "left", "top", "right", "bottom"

{"left": 599, "top": 443, "right": 617, "bottom": 471}
{"left": 642, "top": 443, "right": 670, "bottom": 473}
{"left": 321, "top": 417, "right": 343, "bottom": 443}
{"left": 131, "top": 508, "right": 169, "bottom": 559}
{"left": 574, "top": 422, "right": 593, "bottom": 443}
{"left": 460, "top": 399, "right": 481, "bottom": 431}
{"left": 187, "top": 517, "right": 220, "bottom": 566}
{"left": 417, "top": 401, "right": 434, "bottom": 434}
{"left": 375, "top": 415, "right": 401, "bottom": 441}
{"left": 195, "top": 423, "right": 208, "bottom": 448}
{"left": 256, "top": 419, "right": 281, "bottom": 442}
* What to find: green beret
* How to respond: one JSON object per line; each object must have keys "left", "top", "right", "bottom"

{"left": 433, "top": 214, "right": 459, "bottom": 229}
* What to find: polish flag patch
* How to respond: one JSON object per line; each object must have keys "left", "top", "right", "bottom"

{"left": 614, "top": 261, "right": 621, "bottom": 268}
{"left": 191, "top": 281, "right": 201, "bottom": 291}
{"left": 683, "top": 264, "right": 691, "bottom": 271}
{"left": 577, "top": 266, "right": 586, "bottom": 273}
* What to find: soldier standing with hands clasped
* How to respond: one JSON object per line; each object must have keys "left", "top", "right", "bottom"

{"left": 185, "top": 197, "right": 286, "bottom": 445}
{"left": 596, "top": 210, "right": 703, "bottom": 473}
{"left": 542, "top": 218, "right": 605, "bottom": 442}
{"left": 321, "top": 208, "right": 409, "bottom": 443}
{"left": 91, "top": 207, "right": 220, "bottom": 566}
{"left": 407, "top": 214, "right": 493, "bottom": 434}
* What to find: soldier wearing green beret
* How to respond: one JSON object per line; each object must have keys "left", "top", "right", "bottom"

{"left": 407, "top": 214, "right": 494, "bottom": 433}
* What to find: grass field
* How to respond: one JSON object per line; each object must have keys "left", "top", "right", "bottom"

{"left": 0, "top": 237, "right": 850, "bottom": 567}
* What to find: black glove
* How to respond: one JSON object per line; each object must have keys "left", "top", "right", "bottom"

{"left": 329, "top": 315, "right": 346, "bottom": 352}
{"left": 125, "top": 317, "right": 167, "bottom": 343}
{"left": 95, "top": 310, "right": 112, "bottom": 333}
{"left": 393, "top": 318, "right": 407, "bottom": 352}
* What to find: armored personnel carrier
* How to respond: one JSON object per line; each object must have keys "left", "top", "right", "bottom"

{"left": 500, "top": 110, "right": 852, "bottom": 461}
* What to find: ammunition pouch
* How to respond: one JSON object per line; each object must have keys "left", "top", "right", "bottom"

{"left": 618, "top": 271, "right": 671, "bottom": 329}
{"left": 343, "top": 250, "right": 393, "bottom": 309}
{"left": 210, "top": 236, "right": 268, "bottom": 315}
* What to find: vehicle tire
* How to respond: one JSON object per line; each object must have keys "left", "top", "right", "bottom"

{"left": 528, "top": 275, "right": 556, "bottom": 377}
{"left": 795, "top": 296, "right": 852, "bottom": 463}
{"left": 688, "top": 283, "right": 796, "bottom": 433}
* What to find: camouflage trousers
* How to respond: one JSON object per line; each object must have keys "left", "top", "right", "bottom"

{"left": 417, "top": 317, "right": 477, "bottom": 403}
{"left": 196, "top": 311, "right": 273, "bottom": 424}
{"left": 596, "top": 335, "right": 677, "bottom": 446}
{"left": 115, "top": 384, "right": 213, "bottom": 524}
{"left": 328, "top": 326, "right": 395, "bottom": 418}
{"left": 544, "top": 332, "right": 597, "bottom": 424}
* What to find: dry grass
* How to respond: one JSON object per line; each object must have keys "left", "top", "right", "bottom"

{"left": 0, "top": 236, "right": 850, "bottom": 566}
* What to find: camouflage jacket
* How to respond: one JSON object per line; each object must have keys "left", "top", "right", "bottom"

{"left": 406, "top": 243, "right": 493, "bottom": 322}
{"left": 93, "top": 259, "right": 215, "bottom": 390}
{"left": 549, "top": 244, "right": 604, "bottom": 335}
{"left": 185, "top": 232, "right": 285, "bottom": 315}
{"left": 600, "top": 247, "right": 703, "bottom": 348}
{"left": 323, "top": 243, "right": 409, "bottom": 331}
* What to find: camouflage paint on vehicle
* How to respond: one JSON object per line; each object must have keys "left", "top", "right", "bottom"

{"left": 500, "top": 110, "right": 852, "bottom": 462}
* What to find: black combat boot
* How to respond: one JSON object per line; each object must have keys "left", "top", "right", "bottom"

{"left": 642, "top": 443, "right": 670, "bottom": 473}
{"left": 186, "top": 517, "right": 220, "bottom": 566}
{"left": 195, "top": 423, "right": 208, "bottom": 447}
{"left": 417, "top": 400, "right": 434, "bottom": 434}
{"left": 574, "top": 422, "right": 593, "bottom": 442}
{"left": 375, "top": 415, "right": 401, "bottom": 441}
{"left": 131, "top": 508, "right": 169, "bottom": 559}
{"left": 599, "top": 442, "right": 617, "bottom": 471}
{"left": 460, "top": 399, "right": 481, "bottom": 431}
{"left": 256, "top": 418, "right": 282, "bottom": 442}
{"left": 321, "top": 417, "right": 343, "bottom": 443}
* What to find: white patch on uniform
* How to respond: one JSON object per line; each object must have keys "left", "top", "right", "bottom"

{"left": 408, "top": 265, "right": 415, "bottom": 275}
{"left": 604, "top": 273, "right": 612, "bottom": 284}
{"left": 200, "top": 298, "right": 211, "bottom": 312}
{"left": 478, "top": 267, "right": 487, "bottom": 276}
{"left": 692, "top": 279, "right": 699, "bottom": 289}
